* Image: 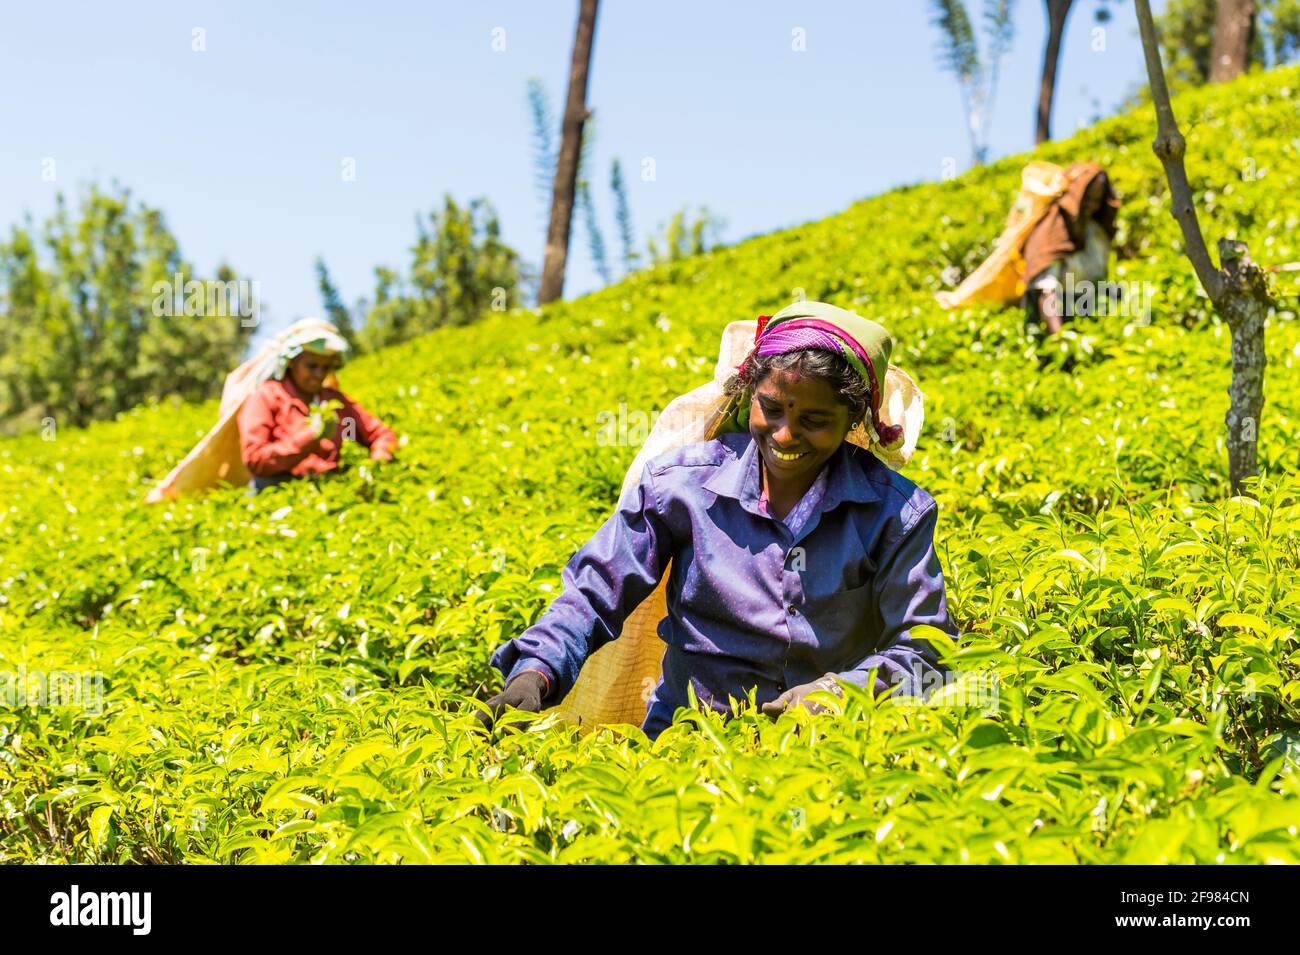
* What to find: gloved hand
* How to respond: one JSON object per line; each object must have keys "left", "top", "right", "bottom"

{"left": 761, "top": 673, "right": 844, "bottom": 718}
{"left": 475, "top": 670, "right": 550, "bottom": 731}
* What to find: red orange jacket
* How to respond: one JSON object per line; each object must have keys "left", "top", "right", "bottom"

{"left": 237, "top": 376, "right": 397, "bottom": 478}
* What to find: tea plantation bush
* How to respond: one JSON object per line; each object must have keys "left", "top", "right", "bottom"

{"left": 2, "top": 67, "right": 1299, "bottom": 863}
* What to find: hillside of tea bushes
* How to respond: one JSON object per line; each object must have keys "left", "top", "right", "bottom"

{"left": 2, "top": 66, "right": 1299, "bottom": 864}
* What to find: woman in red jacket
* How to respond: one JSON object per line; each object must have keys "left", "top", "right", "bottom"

{"left": 237, "top": 329, "right": 397, "bottom": 492}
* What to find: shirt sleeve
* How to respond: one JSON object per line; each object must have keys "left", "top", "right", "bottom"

{"left": 237, "top": 385, "right": 321, "bottom": 477}
{"left": 835, "top": 499, "right": 959, "bottom": 700}
{"left": 489, "top": 462, "right": 673, "bottom": 702}
{"left": 337, "top": 391, "right": 397, "bottom": 455}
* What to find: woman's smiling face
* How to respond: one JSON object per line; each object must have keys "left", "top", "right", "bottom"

{"left": 749, "top": 367, "right": 853, "bottom": 482}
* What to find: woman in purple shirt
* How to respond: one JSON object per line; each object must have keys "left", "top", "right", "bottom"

{"left": 480, "top": 301, "right": 960, "bottom": 739}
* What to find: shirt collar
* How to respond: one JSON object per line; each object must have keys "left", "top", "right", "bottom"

{"left": 703, "top": 433, "right": 881, "bottom": 517}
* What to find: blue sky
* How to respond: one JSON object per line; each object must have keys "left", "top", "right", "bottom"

{"left": 0, "top": 1, "right": 1163, "bottom": 346}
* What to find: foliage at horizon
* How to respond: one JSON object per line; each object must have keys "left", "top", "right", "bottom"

{"left": 0, "top": 184, "right": 254, "bottom": 432}
{"left": 356, "top": 194, "right": 523, "bottom": 353}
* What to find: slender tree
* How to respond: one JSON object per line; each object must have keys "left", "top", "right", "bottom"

{"left": 574, "top": 119, "right": 611, "bottom": 286}
{"left": 1036, "top": 0, "right": 1076, "bottom": 143}
{"left": 526, "top": 76, "right": 557, "bottom": 238}
{"left": 609, "top": 158, "right": 638, "bottom": 274}
{"left": 983, "top": 0, "right": 1018, "bottom": 145}
{"left": 539, "top": 0, "right": 600, "bottom": 304}
{"left": 929, "top": 0, "right": 1017, "bottom": 166}
{"left": 314, "top": 257, "right": 358, "bottom": 349}
{"left": 577, "top": 179, "right": 611, "bottom": 285}
{"left": 1034, "top": 1, "right": 1127, "bottom": 142}
{"left": 1134, "top": 0, "right": 1275, "bottom": 493}
{"left": 930, "top": 1, "right": 982, "bottom": 164}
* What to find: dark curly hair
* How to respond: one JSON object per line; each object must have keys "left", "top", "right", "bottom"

{"left": 722, "top": 347, "right": 872, "bottom": 432}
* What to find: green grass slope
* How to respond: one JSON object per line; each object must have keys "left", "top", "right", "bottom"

{"left": 2, "top": 67, "right": 1299, "bottom": 863}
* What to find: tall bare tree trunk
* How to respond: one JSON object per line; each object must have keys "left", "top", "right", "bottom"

{"left": 1036, "top": 0, "right": 1075, "bottom": 144}
{"left": 1209, "top": 0, "right": 1255, "bottom": 81}
{"left": 539, "top": 0, "right": 600, "bottom": 305}
{"left": 1134, "top": 0, "right": 1274, "bottom": 495}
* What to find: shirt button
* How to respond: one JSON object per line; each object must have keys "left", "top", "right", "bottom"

{"left": 787, "top": 604, "right": 797, "bottom": 616}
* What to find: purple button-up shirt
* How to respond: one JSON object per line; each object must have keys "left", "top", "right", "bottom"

{"left": 490, "top": 430, "right": 959, "bottom": 739}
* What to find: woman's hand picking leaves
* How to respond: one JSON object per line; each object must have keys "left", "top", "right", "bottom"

{"left": 476, "top": 670, "right": 550, "bottom": 732}
{"left": 308, "top": 398, "right": 343, "bottom": 444}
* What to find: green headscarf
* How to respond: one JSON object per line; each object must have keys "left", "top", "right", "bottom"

{"left": 707, "top": 301, "right": 904, "bottom": 449}
{"left": 272, "top": 327, "right": 351, "bottom": 381}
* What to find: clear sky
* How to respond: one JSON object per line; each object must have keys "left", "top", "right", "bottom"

{"left": 0, "top": 0, "right": 1164, "bottom": 347}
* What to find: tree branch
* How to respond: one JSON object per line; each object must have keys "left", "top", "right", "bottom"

{"left": 1134, "top": 0, "right": 1224, "bottom": 302}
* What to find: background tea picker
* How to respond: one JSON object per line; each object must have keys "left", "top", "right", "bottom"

{"left": 145, "top": 318, "right": 398, "bottom": 502}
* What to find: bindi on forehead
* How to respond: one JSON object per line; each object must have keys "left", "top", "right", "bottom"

{"left": 756, "top": 375, "right": 840, "bottom": 414}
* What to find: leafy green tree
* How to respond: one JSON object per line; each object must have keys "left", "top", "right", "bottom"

{"left": 0, "top": 184, "right": 253, "bottom": 429}
{"left": 359, "top": 195, "right": 522, "bottom": 352}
